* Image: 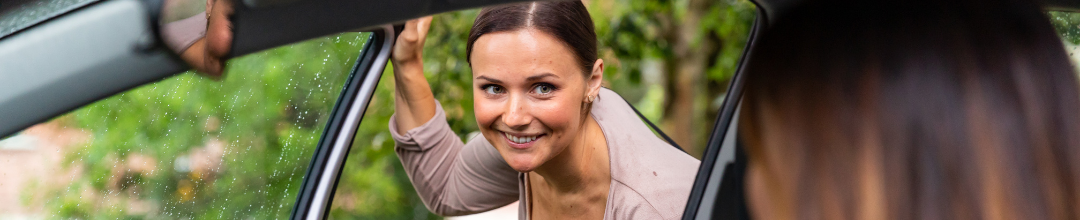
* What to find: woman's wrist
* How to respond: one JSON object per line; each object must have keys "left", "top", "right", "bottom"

{"left": 391, "top": 60, "right": 437, "bottom": 133}
{"left": 393, "top": 59, "right": 428, "bottom": 87}
{"left": 392, "top": 59, "right": 435, "bottom": 104}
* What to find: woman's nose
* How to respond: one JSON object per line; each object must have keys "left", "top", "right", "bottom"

{"left": 502, "top": 95, "right": 531, "bottom": 128}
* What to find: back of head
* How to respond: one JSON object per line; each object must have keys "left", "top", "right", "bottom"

{"left": 740, "top": 0, "right": 1080, "bottom": 219}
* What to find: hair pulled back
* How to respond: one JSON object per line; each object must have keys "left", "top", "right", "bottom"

{"left": 466, "top": 0, "right": 598, "bottom": 76}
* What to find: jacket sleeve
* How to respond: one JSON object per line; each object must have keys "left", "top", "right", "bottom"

{"left": 389, "top": 101, "right": 521, "bottom": 216}
{"left": 160, "top": 12, "right": 206, "bottom": 53}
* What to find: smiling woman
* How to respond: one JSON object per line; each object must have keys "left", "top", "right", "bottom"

{"left": 389, "top": 1, "right": 700, "bottom": 219}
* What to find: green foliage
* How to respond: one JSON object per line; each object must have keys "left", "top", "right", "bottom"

{"left": 1050, "top": 11, "right": 1080, "bottom": 45}
{"left": 701, "top": 0, "right": 756, "bottom": 82}
{"left": 43, "top": 32, "right": 371, "bottom": 219}
{"left": 592, "top": 0, "right": 756, "bottom": 151}
{"left": 593, "top": 0, "right": 755, "bottom": 86}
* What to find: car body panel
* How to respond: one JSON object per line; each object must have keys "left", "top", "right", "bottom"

{"left": 0, "top": 0, "right": 185, "bottom": 138}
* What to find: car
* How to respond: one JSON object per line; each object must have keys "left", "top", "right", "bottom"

{"left": 2, "top": 0, "right": 1080, "bottom": 219}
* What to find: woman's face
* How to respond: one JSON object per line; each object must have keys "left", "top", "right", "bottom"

{"left": 470, "top": 28, "right": 597, "bottom": 172}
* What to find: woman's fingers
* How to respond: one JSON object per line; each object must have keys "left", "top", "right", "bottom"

{"left": 393, "top": 17, "right": 433, "bottom": 65}
{"left": 416, "top": 16, "right": 433, "bottom": 42}
{"left": 203, "top": 0, "right": 234, "bottom": 78}
{"left": 401, "top": 17, "right": 420, "bottom": 43}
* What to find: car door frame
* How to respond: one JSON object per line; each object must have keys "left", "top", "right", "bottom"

{"left": 681, "top": 1, "right": 766, "bottom": 219}
{"left": 288, "top": 25, "right": 395, "bottom": 220}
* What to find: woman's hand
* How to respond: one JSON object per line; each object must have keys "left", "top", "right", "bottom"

{"left": 392, "top": 16, "right": 433, "bottom": 68}
{"left": 175, "top": 0, "right": 233, "bottom": 79}
{"left": 201, "top": 0, "right": 233, "bottom": 78}
{"left": 391, "top": 17, "right": 438, "bottom": 134}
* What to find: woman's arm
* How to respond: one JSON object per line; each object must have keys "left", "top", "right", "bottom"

{"left": 163, "top": 0, "right": 232, "bottom": 78}
{"left": 391, "top": 17, "right": 437, "bottom": 134}
{"left": 390, "top": 17, "right": 519, "bottom": 216}
{"left": 390, "top": 102, "right": 520, "bottom": 216}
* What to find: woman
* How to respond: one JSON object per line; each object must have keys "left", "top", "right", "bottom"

{"left": 740, "top": 0, "right": 1080, "bottom": 219}
{"left": 391, "top": 1, "right": 699, "bottom": 219}
{"left": 166, "top": 1, "right": 700, "bottom": 218}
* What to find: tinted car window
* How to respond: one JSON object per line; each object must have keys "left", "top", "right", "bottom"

{"left": 328, "top": 0, "right": 756, "bottom": 218}
{"left": 0, "top": 31, "right": 370, "bottom": 219}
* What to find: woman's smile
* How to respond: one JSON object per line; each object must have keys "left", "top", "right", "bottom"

{"left": 502, "top": 131, "right": 546, "bottom": 149}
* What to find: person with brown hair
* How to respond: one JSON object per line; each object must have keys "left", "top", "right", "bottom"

{"left": 740, "top": 0, "right": 1080, "bottom": 219}
{"left": 391, "top": 1, "right": 699, "bottom": 219}
{"left": 164, "top": 0, "right": 699, "bottom": 218}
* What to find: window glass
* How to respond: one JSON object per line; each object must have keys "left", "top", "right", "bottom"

{"left": 329, "top": 0, "right": 757, "bottom": 218}
{"left": 0, "top": 0, "right": 98, "bottom": 37}
{"left": 0, "top": 32, "right": 370, "bottom": 219}
{"left": 1049, "top": 11, "right": 1080, "bottom": 70}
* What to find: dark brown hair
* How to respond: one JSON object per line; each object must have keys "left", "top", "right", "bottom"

{"left": 466, "top": 0, "right": 598, "bottom": 75}
{"left": 741, "top": 0, "right": 1080, "bottom": 219}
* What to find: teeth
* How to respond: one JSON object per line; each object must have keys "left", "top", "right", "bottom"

{"left": 504, "top": 133, "right": 539, "bottom": 144}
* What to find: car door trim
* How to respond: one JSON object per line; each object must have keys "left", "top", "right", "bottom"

{"left": 681, "top": 4, "right": 765, "bottom": 219}
{"left": 289, "top": 25, "right": 395, "bottom": 220}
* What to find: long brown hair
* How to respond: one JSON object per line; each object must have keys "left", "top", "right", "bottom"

{"left": 740, "top": 0, "right": 1080, "bottom": 219}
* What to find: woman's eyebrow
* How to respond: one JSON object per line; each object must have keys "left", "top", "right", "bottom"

{"left": 475, "top": 75, "right": 503, "bottom": 83}
{"left": 526, "top": 73, "right": 558, "bottom": 81}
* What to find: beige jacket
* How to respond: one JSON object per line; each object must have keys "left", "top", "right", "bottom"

{"left": 390, "top": 88, "right": 700, "bottom": 219}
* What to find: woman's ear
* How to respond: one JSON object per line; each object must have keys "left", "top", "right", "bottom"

{"left": 206, "top": 0, "right": 215, "bottom": 18}
{"left": 586, "top": 59, "right": 604, "bottom": 102}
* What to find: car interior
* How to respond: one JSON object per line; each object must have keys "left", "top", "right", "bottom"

{"left": 2, "top": 0, "right": 1080, "bottom": 219}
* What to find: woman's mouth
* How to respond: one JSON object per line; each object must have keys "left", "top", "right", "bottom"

{"left": 503, "top": 132, "right": 543, "bottom": 149}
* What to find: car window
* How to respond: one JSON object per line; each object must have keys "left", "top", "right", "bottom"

{"left": 327, "top": 0, "right": 757, "bottom": 218}
{"left": 1049, "top": 11, "right": 1080, "bottom": 68}
{"left": 0, "top": 0, "right": 98, "bottom": 38}
{"left": 0, "top": 31, "right": 370, "bottom": 219}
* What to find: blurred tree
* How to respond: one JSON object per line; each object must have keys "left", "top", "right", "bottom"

{"left": 592, "top": 0, "right": 756, "bottom": 156}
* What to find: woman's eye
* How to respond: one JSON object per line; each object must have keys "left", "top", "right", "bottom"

{"left": 533, "top": 84, "right": 554, "bottom": 94}
{"left": 483, "top": 85, "right": 505, "bottom": 94}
